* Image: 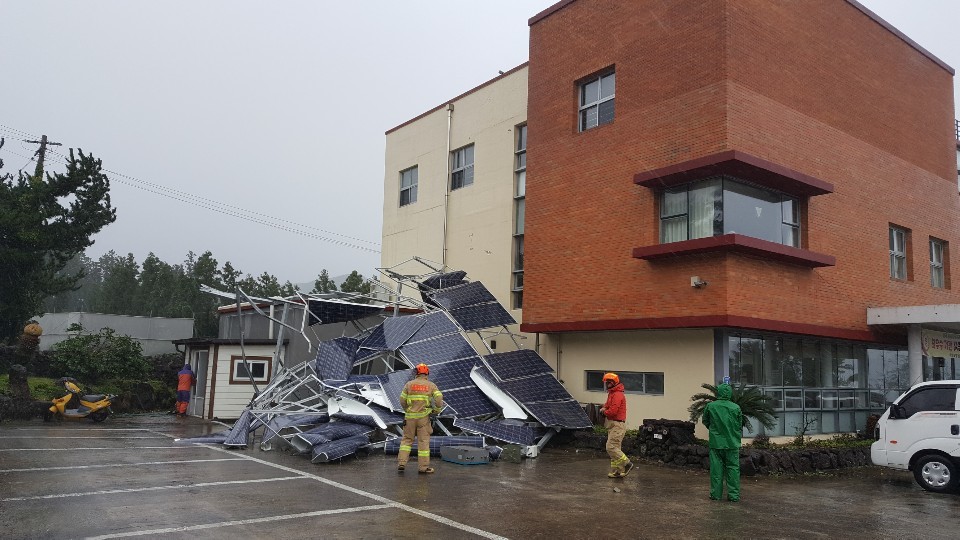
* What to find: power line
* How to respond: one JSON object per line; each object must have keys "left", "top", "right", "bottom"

{"left": 0, "top": 123, "right": 383, "bottom": 253}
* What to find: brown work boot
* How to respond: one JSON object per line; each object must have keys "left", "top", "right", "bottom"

{"left": 622, "top": 461, "right": 634, "bottom": 476}
{"left": 397, "top": 463, "right": 405, "bottom": 473}
{"left": 418, "top": 467, "right": 435, "bottom": 474}
{"left": 607, "top": 471, "right": 624, "bottom": 478}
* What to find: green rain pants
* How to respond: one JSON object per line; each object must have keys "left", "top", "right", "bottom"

{"left": 709, "top": 448, "right": 740, "bottom": 501}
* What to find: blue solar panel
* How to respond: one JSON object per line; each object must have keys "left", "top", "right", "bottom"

{"left": 306, "top": 299, "right": 383, "bottom": 326}
{"left": 321, "top": 374, "right": 381, "bottom": 390}
{"left": 378, "top": 369, "right": 415, "bottom": 411}
{"left": 359, "top": 324, "right": 388, "bottom": 351}
{"left": 311, "top": 434, "right": 371, "bottom": 463}
{"left": 430, "top": 357, "right": 483, "bottom": 391}
{"left": 297, "top": 421, "right": 373, "bottom": 445}
{"left": 353, "top": 348, "right": 382, "bottom": 366}
{"left": 453, "top": 418, "right": 543, "bottom": 446}
{"left": 483, "top": 349, "right": 554, "bottom": 381}
{"left": 405, "top": 311, "right": 459, "bottom": 343}
{"left": 523, "top": 400, "right": 592, "bottom": 429}
{"left": 449, "top": 302, "right": 516, "bottom": 331}
{"left": 381, "top": 316, "right": 425, "bottom": 350}
{"left": 400, "top": 333, "right": 477, "bottom": 366}
{"left": 419, "top": 271, "right": 468, "bottom": 290}
{"left": 426, "top": 281, "right": 497, "bottom": 311}
{"left": 500, "top": 374, "right": 570, "bottom": 402}
{"left": 314, "top": 337, "right": 359, "bottom": 380}
{"left": 385, "top": 435, "right": 484, "bottom": 456}
{"left": 443, "top": 386, "right": 499, "bottom": 418}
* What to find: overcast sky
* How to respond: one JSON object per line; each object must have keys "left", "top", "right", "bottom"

{"left": 1, "top": 1, "right": 958, "bottom": 286}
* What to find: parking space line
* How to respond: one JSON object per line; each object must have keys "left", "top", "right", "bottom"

{"left": 0, "top": 446, "right": 195, "bottom": 452}
{"left": 201, "top": 445, "right": 508, "bottom": 540}
{"left": 0, "top": 476, "right": 308, "bottom": 502}
{"left": 0, "top": 436, "right": 168, "bottom": 439}
{"left": 4, "top": 428, "right": 154, "bottom": 431}
{"left": 0, "top": 457, "right": 246, "bottom": 473}
{"left": 83, "top": 504, "right": 394, "bottom": 539}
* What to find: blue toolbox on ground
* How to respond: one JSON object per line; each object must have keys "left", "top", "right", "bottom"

{"left": 440, "top": 445, "right": 489, "bottom": 465}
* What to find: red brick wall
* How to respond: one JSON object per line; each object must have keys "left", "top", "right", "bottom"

{"left": 523, "top": 0, "right": 959, "bottom": 337}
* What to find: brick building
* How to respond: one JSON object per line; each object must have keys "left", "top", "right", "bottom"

{"left": 381, "top": 0, "right": 959, "bottom": 436}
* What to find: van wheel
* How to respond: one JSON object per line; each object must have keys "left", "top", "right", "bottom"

{"left": 913, "top": 455, "right": 958, "bottom": 493}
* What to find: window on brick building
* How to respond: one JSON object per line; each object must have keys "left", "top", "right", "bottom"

{"left": 889, "top": 226, "right": 908, "bottom": 280}
{"left": 579, "top": 71, "right": 615, "bottom": 131}
{"left": 930, "top": 238, "right": 946, "bottom": 288}
{"left": 399, "top": 166, "right": 418, "bottom": 207}
{"left": 451, "top": 144, "right": 474, "bottom": 190}
{"left": 659, "top": 176, "right": 799, "bottom": 246}
{"left": 512, "top": 124, "right": 526, "bottom": 309}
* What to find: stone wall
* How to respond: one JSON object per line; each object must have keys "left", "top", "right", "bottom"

{"left": 571, "top": 419, "right": 871, "bottom": 475}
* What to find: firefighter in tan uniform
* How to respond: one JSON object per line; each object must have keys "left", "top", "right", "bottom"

{"left": 397, "top": 363, "right": 444, "bottom": 474}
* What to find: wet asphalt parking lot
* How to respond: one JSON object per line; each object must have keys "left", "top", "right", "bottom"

{"left": 1, "top": 414, "right": 959, "bottom": 540}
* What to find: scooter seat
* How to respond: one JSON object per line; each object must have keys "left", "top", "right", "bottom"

{"left": 82, "top": 394, "right": 106, "bottom": 402}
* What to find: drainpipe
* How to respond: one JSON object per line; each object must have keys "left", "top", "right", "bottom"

{"left": 441, "top": 103, "right": 454, "bottom": 266}
{"left": 555, "top": 334, "right": 563, "bottom": 384}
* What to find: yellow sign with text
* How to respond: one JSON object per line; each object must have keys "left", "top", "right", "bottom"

{"left": 921, "top": 329, "right": 960, "bottom": 358}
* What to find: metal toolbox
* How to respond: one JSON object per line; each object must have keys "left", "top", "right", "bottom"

{"left": 440, "top": 445, "right": 489, "bottom": 465}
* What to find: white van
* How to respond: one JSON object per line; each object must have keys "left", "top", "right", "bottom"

{"left": 871, "top": 380, "right": 960, "bottom": 493}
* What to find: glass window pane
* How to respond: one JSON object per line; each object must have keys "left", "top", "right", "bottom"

{"left": 801, "top": 340, "right": 819, "bottom": 387}
{"left": 515, "top": 199, "right": 525, "bottom": 235}
{"left": 900, "top": 387, "right": 958, "bottom": 417}
{"left": 883, "top": 350, "right": 900, "bottom": 389}
{"left": 688, "top": 178, "right": 722, "bottom": 239}
{"left": 581, "top": 107, "right": 598, "bottom": 130}
{"left": 619, "top": 372, "right": 645, "bottom": 392}
{"left": 661, "top": 189, "right": 687, "bottom": 217}
{"left": 600, "top": 72, "right": 615, "bottom": 99}
{"left": 597, "top": 99, "right": 615, "bottom": 126}
{"left": 464, "top": 164, "right": 474, "bottom": 186}
{"left": 645, "top": 373, "right": 664, "bottom": 394}
{"left": 660, "top": 216, "right": 688, "bottom": 243}
{"left": 784, "top": 389, "right": 803, "bottom": 410}
{"left": 781, "top": 198, "right": 798, "bottom": 225}
{"left": 516, "top": 170, "right": 525, "bottom": 197}
{"left": 820, "top": 342, "right": 838, "bottom": 387}
{"left": 740, "top": 337, "right": 762, "bottom": 385}
{"left": 723, "top": 179, "right": 782, "bottom": 243}
{"left": 252, "top": 363, "right": 265, "bottom": 378}
{"left": 586, "top": 371, "right": 603, "bottom": 391}
{"left": 897, "top": 350, "right": 910, "bottom": 390}
{"left": 582, "top": 80, "right": 600, "bottom": 105}
{"left": 764, "top": 389, "right": 784, "bottom": 410}
{"left": 822, "top": 390, "right": 838, "bottom": 410}
{"left": 821, "top": 411, "right": 837, "bottom": 433}
{"left": 728, "top": 335, "right": 741, "bottom": 384}
{"left": 514, "top": 236, "right": 524, "bottom": 271}
{"left": 516, "top": 152, "right": 526, "bottom": 171}
{"left": 867, "top": 349, "right": 884, "bottom": 389}
{"left": 782, "top": 224, "right": 799, "bottom": 247}
{"left": 804, "top": 390, "right": 821, "bottom": 409}
{"left": 838, "top": 390, "right": 856, "bottom": 409}
{"left": 763, "top": 338, "right": 782, "bottom": 386}
{"left": 782, "top": 338, "right": 802, "bottom": 386}
{"left": 517, "top": 125, "right": 527, "bottom": 151}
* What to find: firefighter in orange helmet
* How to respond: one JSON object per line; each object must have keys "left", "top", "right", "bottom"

{"left": 599, "top": 372, "right": 634, "bottom": 478}
{"left": 397, "top": 363, "right": 444, "bottom": 474}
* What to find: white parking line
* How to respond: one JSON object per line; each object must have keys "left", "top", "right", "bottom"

{"left": 84, "top": 504, "right": 394, "bottom": 539}
{"left": 3, "top": 428, "right": 154, "bottom": 431}
{"left": 0, "top": 476, "right": 308, "bottom": 502}
{"left": 0, "top": 446, "right": 194, "bottom": 452}
{"left": 201, "top": 445, "right": 508, "bottom": 540}
{"left": 0, "top": 436, "right": 168, "bottom": 439}
{"left": 0, "top": 458, "right": 246, "bottom": 473}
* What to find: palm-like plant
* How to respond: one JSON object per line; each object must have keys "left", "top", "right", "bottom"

{"left": 688, "top": 382, "right": 778, "bottom": 432}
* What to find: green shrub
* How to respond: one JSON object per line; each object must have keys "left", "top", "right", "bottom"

{"left": 50, "top": 324, "right": 148, "bottom": 383}
{"left": 593, "top": 425, "right": 608, "bottom": 435}
{"left": 688, "top": 382, "right": 778, "bottom": 432}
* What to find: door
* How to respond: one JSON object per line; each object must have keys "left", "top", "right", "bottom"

{"left": 883, "top": 385, "right": 959, "bottom": 468}
{"left": 189, "top": 350, "right": 209, "bottom": 417}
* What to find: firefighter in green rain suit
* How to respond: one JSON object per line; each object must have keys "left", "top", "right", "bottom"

{"left": 701, "top": 383, "right": 743, "bottom": 501}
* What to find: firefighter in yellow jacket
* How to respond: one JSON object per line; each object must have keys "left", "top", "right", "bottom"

{"left": 397, "top": 363, "right": 444, "bottom": 474}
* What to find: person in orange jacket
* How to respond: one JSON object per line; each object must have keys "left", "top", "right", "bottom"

{"left": 599, "top": 372, "right": 634, "bottom": 478}
{"left": 397, "top": 363, "right": 444, "bottom": 474}
{"left": 175, "top": 364, "right": 196, "bottom": 417}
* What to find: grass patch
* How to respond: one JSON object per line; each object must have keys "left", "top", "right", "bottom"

{"left": 0, "top": 375, "right": 63, "bottom": 401}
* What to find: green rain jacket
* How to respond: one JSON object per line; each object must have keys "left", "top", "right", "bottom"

{"left": 702, "top": 384, "right": 743, "bottom": 449}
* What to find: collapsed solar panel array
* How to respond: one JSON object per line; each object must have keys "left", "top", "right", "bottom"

{"left": 178, "top": 261, "right": 591, "bottom": 464}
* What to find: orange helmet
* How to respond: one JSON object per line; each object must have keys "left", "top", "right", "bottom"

{"left": 602, "top": 372, "right": 619, "bottom": 385}
{"left": 415, "top": 363, "right": 430, "bottom": 375}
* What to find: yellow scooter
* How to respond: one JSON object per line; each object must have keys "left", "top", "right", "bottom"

{"left": 45, "top": 377, "right": 115, "bottom": 422}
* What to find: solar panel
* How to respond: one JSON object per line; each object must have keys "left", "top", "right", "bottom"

{"left": 353, "top": 348, "right": 382, "bottom": 366}
{"left": 311, "top": 434, "right": 371, "bottom": 463}
{"left": 400, "top": 333, "right": 477, "bottom": 366}
{"left": 385, "top": 435, "right": 484, "bottom": 456}
{"left": 430, "top": 357, "right": 483, "bottom": 391}
{"left": 448, "top": 302, "right": 516, "bottom": 331}
{"left": 523, "top": 400, "right": 592, "bottom": 429}
{"left": 405, "top": 311, "right": 459, "bottom": 343}
{"left": 453, "top": 418, "right": 543, "bottom": 446}
{"left": 321, "top": 374, "right": 380, "bottom": 390}
{"left": 483, "top": 349, "right": 554, "bottom": 381}
{"left": 381, "top": 316, "right": 425, "bottom": 350}
{"left": 291, "top": 421, "right": 374, "bottom": 453}
{"left": 314, "top": 337, "right": 359, "bottom": 381}
{"left": 419, "top": 271, "right": 468, "bottom": 290}
{"left": 332, "top": 404, "right": 405, "bottom": 427}
{"left": 442, "top": 386, "right": 499, "bottom": 418}
{"left": 500, "top": 374, "right": 571, "bottom": 402}
{"left": 377, "top": 369, "right": 415, "bottom": 411}
{"left": 306, "top": 298, "right": 383, "bottom": 326}
{"left": 358, "top": 324, "right": 388, "bottom": 351}
{"left": 426, "top": 281, "right": 497, "bottom": 311}
{"left": 223, "top": 409, "right": 253, "bottom": 447}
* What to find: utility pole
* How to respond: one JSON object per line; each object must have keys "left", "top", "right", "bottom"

{"left": 24, "top": 134, "right": 62, "bottom": 183}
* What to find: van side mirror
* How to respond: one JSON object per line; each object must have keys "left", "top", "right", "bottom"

{"left": 889, "top": 404, "right": 906, "bottom": 419}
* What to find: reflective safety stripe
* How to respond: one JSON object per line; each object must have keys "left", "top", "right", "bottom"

{"left": 405, "top": 411, "right": 430, "bottom": 419}
{"left": 432, "top": 391, "right": 442, "bottom": 397}
{"left": 399, "top": 445, "right": 412, "bottom": 451}
{"left": 417, "top": 450, "right": 430, "bottom": 456}
{"left": 405, "top": 395, "right": 431, "bottom": 401}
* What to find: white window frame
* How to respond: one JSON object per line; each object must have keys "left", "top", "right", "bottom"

{"left": 890, "top": 226, "right": 907, "bottom": 280}
{"left": 399, "top": 166, "right": 418, "bottom": 207}
{"left": 512, "top": 124, "right": 526, "bottom": 309}
{"left": 579, "top": 71, "right": 615, "bottom": 132}
{"left": 230, "top": 356, "right": 271, "bottom": 384}
{"left": 450, "top": 144, "right": 474, "bottom": 190}
{"left": 931, "top": 238, "right": 945, "bottom": 288}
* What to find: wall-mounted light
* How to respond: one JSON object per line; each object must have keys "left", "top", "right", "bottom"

{"left": 691, "top": 276, "right": 708, "bottom": 289}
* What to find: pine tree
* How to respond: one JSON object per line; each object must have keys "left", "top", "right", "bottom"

{"left": 311, "top": 269, "right": 337, "bottom": 293}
